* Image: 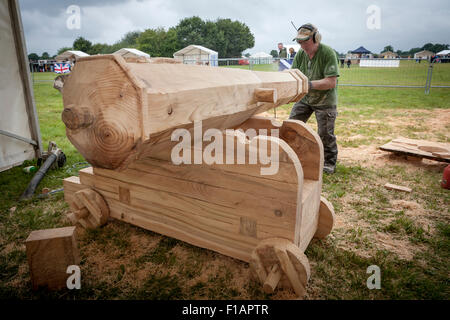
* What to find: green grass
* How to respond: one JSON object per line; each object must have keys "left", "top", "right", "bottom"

{"left": 0, "top": 70, "right": 449, "bottom": 300}
{"left": 225, "top": 60, "right": 450, "bottom": 87}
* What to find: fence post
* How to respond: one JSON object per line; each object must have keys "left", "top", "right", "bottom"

{"left": 425, "top": 61, "right": 433, "bottom": 94}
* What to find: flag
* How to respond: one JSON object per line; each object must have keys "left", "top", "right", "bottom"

{"left": 54, "top": 63, "right": 70, "bottom": 74}
{"left": 278, "top": 59, "right": 293, "bottom": 71}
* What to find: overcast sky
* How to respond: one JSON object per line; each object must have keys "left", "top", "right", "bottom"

{"left": 18, "top": 0, "right": 450, "bottom": 56}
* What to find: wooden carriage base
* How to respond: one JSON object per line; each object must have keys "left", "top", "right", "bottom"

{"left": 59, "top": 55, "right": 335, "bottom": 298}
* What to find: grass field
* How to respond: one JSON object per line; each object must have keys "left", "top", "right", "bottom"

{"left": 228, "top": 60, "right": 450, "bottom": 87}
{"left": 0, "top": 69, "right": 449, "bottom": 300}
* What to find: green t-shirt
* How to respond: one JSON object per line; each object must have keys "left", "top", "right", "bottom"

{"left": 291, "top": 43, "right": 340, "bottom": 106}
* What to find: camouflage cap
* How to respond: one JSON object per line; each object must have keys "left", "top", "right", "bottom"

{"left": 293, "top": 23, "right": 318, "bottom": 42}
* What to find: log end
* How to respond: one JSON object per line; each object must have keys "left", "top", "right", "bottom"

{"left": 255, "top": 88, "right": 278, "bottom": 103}
{"left": 62, "top": 106, "right": 95, "bottom": 130}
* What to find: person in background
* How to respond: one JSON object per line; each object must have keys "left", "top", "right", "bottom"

{"left": 289, "top": 47, "right": 297, "bottom": 59}
{"left": 290, "top": 23, "right": 340, "bottom": 174}
{"left": 278, "top": 43, "right": 288, "bottom": 71}
{"left": 346, "top": 59, "right": 351, "bottom": 68}
{"left": 278, "top": 43, "right": 287, "bottom": 58}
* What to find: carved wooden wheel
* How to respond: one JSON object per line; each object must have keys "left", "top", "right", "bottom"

{"left": 250, "top": 238, "right": 310, "bottom": 298}
{"left": 314, "top": 196, "right": 336, "bottom": 239}
{"left": 68, "top": 188, "right": 109, "bottom": 229}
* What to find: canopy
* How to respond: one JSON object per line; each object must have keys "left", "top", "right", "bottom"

{"left": 173, "top": 45, "right": 218, "bottom": 66}
{"left": 56, "top": 50, "right": 89, "bottom": 62}
{"left": 436, "top": 50, "right": 450, "bottom": 56}
{"left": 1, "top": 0, "right": 42, "bottom": 171}
{"left": 174, "top": 45, "right": 218, "bottom": 57}
{"left": 250, "top": 52, "right": 273, "bottom": 58}
{"left": 114, "top": 48, "right": 150, "bottom": 59}
{"left": 351, "top": 46, "right": 371, "bottom": 54}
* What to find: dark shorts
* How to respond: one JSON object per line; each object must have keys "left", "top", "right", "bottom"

{"left": 289, "top": 101, "right": 338, "bottom": 167}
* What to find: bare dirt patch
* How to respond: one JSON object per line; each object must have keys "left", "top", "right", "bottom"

{"left": 390, "top": 199, "right": 436, "bottom": 234}
{"left": 339, "top": 143, "right": 448, "bottom": 171}
{"left": 373, "top": 231, "right": 424, "bottom": 261}
{"left": 426, "top": 109, "right": 450, "bottom": 135}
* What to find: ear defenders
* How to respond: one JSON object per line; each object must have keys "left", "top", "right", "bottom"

{"left": 299, "top": 24, "right": 322, "bottom": 43}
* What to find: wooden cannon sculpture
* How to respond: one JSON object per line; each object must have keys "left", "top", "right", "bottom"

{"left": 58, "top": 54, "right": 335, "bottom": 298}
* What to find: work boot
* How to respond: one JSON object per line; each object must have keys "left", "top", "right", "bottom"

{"left": 323, "top": 164, "right": 336, "bottom": 174}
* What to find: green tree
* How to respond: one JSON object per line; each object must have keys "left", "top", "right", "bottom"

{"left": 396, "top": 49, "right": 405, "bottom": 57}
{"left": 383, "top": 45, "right": 394, "bottom": 52}
{"left": 105, "top": 30, "right": 143, "bottom": 54}
{"left": 203, "top": 20, "right": 222, "bottom": 52}
{"left": 90, "top": 43, "right": 110, "bottom": 55}
{"left": 73, "top": 36, "right": 92, "bottom": 53}
{"left": 28, "top": 53, "right": 39, "bottom": 61}
{"left": 422, "top": 43, "right": 448, "bottom": 53}
{"left": 422, "top": 43, "right": 434, "bottom": 52}
{"left": 214, "top": 18, "right": 254, "bottom": 57}
{"left": 270, "top": 50, "right": 278, "bottom": 58}
{"left": 409, "top": 47, "right": 422, "bottom": 56}
{"left": 162, "top": 28, "right": 180, "bottom": 57}
{"left": 120, "top": 31, "right": 142, "bottom": 47}
{"left": 175, "top": 16, "right": 206, "bottom": 49}
{"left": 41, "top": 52, "right": 50, "bottom": 59}
{"left": 137, "top": 27, "right": 179, "bottom": 57}
{"left": 434, "top": 43, "right": 449, "bottom": 53}
{"left": 57, "top": 47, "right": 72, "bottom": 55}
{"left": 174, "top": 16, "right": 254, "bottom": 57}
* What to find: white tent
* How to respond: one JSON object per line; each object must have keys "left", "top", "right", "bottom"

{"left": 0, "top": 0, "right": 42, "bottom": 171}
{"left": 55, "top": 50, "right": 89, "bottom": 62}
{"left": 436, "top": 50, "right": 450, "bottom": 56}
{"left": 250, "top": 52, "right": 273, "bottom": 65}
{"left": 114, "top": 48, "right": 150, "bottom": 59}
{"left": 173, "top": 45, "right": 218, "bottom": 66}
{"left": 414, "top": 50, "right": 434, "bottom": 59}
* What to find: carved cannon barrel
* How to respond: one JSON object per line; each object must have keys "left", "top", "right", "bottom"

{"left": 58, "top": 55, "right": 308, "bottom": 170}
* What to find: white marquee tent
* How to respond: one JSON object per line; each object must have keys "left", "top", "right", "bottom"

{"left": 250, "top": 52, "right": 273, "bottom": 65}
{"left": 55, "top": 50, "right": 89, "bottom": 62}
{"left": 0, "top": 0, "right": 42, "bottom": 171}
{"left": 436, "top": 50, "right": 450, "bottom": 56}
{"left": 173, "top": 45, "right": 218, "bottom": 66}
{"left": 114, "top": 48, "right": 150, "bottom": 59}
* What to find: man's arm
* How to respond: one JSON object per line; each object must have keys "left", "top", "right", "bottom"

{"left": 310, "top": 76, "right": 337, "bottom": 91}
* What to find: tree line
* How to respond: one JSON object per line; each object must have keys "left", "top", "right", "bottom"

{"left": 28, "top": 16, "right": 255, "bottom": 60}
{"left": 380, "top": 43, "right": 448, "bottom": 57}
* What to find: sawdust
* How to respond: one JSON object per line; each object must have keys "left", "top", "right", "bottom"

{"left": 331, "top": 207, "right": 426, "bottom": 261}
{"left": 344, "top": 134, "right": 366, "bottom": 141}
{"left": 426, "top": 109, "right": 450, "bottom": 134}
{"left": 257, "top": 108, "right": 290, "bottom": 121}
{"left": 373, "top": 232, "right": 425, "bottom": 261}
{"left": 339, "top": 144, "right": 448, "bottom": 171}
{"left": 79, "top": 224, "right": 163, "bottom": 292}
{"left": 390, "top": 199, "right": 436, "bottom": 234}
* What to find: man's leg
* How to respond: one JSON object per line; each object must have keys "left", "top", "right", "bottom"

{"left": 314, "top": 106, "right": 338, "bottom": 173}
{"left": 289, "top": 101, "right": 314, "bottom": 123}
